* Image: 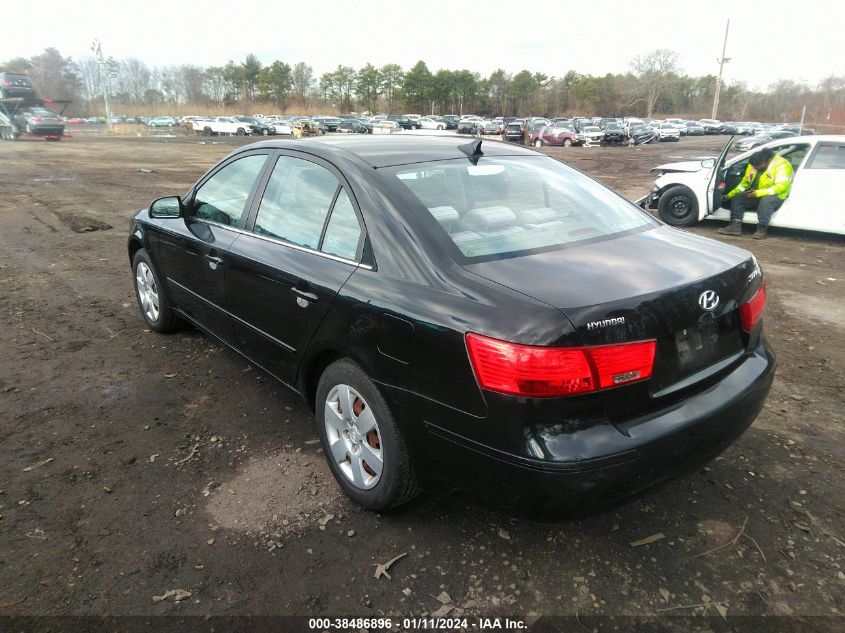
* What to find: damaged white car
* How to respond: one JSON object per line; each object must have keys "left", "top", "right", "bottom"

{"left": 639, "top": 135, "right": 845, "bottom": 235}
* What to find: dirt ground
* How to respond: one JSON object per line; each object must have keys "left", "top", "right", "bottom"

{"left": 1, "top": 134, "right": 843, "bottom": 630}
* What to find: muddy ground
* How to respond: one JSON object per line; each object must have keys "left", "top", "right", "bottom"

{"left": 0, "top": 134, "right": 843, "bottom": 630}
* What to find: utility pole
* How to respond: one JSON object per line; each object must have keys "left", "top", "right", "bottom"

{"left": 711, "top": 19, "right": 731, "bottom": 120}
{"left": 91, "top": 39, "right": 113, "bottom": 130}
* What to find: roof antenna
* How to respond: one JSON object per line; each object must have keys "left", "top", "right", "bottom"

{"left": 458, "top": 138, "right": 484, "bottom": 164}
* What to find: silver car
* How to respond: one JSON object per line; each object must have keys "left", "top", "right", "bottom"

{"left": 14, "top": 107, "right": 65, "bottom": 136}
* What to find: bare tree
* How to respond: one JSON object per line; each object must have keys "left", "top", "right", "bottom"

{"left": 122, "top": 58, "right": 151, "bottom": 104}
{"left": 77, "top": 56, "right": 101, "bottom": 106}
{"left": 292, "top": 62, "right": 313, "bottom": 98}
{"left": 630, "top": 49, "right": 679, "bottom": 117}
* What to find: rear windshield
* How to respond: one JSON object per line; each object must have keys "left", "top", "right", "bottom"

{"left": 390, "top": 156, "right": 655, "bottom": 261}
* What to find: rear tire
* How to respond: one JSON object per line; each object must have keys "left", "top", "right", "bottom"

{"left": 657, "top": 185, "right": 699, "bottom": 227}
{"left": 316, "top": 359, "right": 420, "bottom": 511}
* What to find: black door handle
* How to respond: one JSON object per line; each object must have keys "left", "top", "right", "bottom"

{"left": 291, "top": 287, "right": 318, "bottom": 302}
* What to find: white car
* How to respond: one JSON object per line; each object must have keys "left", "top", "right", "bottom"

{"left": 419, "top": 117, "right": 446, "bottom": 130}
{"left": 193, "top": 116, "right": 252, "bottom": 136}
{"left": 700, "top": 119, "right": 723, "bottom": 134}
{"left": 656, "top": 122, "right": 681, "bottom": 142}
{"left": 373, "top": 120, "right": 401, "bottom": 134}
{"left": 577, "top": 125, "right": 604, "bottom": 146}
{"left": 640, "top": 135, "right": 845, "bottom": 235}
{"left": 268, "top": 120, "right": 293, "bottom": 135}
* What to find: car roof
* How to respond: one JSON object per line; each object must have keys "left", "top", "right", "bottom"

{"left": 245, "top": 135, "right": 538, "bottom": 168}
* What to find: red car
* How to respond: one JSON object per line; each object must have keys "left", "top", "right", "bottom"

{"left": 533, "top": 123, "right": 580, "bottom": 147}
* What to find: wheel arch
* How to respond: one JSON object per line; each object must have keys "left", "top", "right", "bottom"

{"left": 128, "top": 223, "right": 147, "bottom": 264}
{"left": 653, "top": 174, "right": 708, "bottom": 220}
{"left": 299, "top": 345, "right": 373, "bottom": 413}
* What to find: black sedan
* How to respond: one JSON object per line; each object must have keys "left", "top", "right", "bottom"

{"left": 628, "top": 125, "right": 656, "bottom": 145}
{"left": 337, "top": 120, "right": 369, "bottom": 134}
{"left": 601, "top": 122, "right": 625, "bottom": 143}
{"left": 128, "top": 136, "right": 775, "bottom": 516}
{"left": 234, "top": 116, "right": 274, "bottom": 136}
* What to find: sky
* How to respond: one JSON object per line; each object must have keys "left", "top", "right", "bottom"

{"left": 2, "top": 0, "right": 843, "bottom": 91}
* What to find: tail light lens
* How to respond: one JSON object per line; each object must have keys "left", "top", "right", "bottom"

{"left": 466, "top": 333, "right": 656, "bottom": 398}
{"left": 740, "top": 282, "right": 766, "bottom": 332}
{"left": 32, "top": 117, "right": 44, "bottom": 122}
{"left": 588, "top": 341, "right": 656, "bottom": 389}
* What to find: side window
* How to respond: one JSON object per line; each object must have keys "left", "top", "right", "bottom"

{"left": 192, "top": 154, "right": 266, "bottom": 226}
{"left": 322, "top": 190, "right": 362, "bottom": 261}
{"left": 776, "top": 144, "right": 810, "bottom": 171}
{"left": 808, "top": 144, "right": 845, "bottom": 169}
{"left": 254, "top": 156, "right": 340, "bottom": 249}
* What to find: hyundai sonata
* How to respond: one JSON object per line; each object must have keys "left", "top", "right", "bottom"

{"left": 128, "top": 136, "right": 774, "bottom": 515}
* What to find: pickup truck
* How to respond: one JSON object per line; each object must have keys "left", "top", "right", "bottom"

{"left": 193, "top": 116, "right": 252, "bottom": 136}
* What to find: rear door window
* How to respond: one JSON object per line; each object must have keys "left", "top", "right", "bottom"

{"left": 807, "top": 144, "right": 845, "bottom": 169}
{"left": 321, "top": 190, "right": 362, "bottom": 261}
{"left": 253, "top": 156, "right": 340, "bottom": 249}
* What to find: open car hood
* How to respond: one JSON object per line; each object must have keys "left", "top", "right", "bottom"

{"left": 649, "top": 159, "right": 713, "bottom": 174}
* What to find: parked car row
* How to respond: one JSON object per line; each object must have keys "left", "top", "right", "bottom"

{"left": 55, "top": 105, "right": 818, "bottom": 148}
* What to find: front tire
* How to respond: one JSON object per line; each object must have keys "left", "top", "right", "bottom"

{"left": 533, "top": 139, "right": 542, "bottom": 147}
{"left": 657, "top": 185, "right": 699, "bottom": 227}
{"left": 563, "top": 138, "right": 573, "bottom": 147}
{"left": 316, "top": 359, "right": 419, "bottom": 511}
{"left": 132, "top": 249, "right": 180, "bottom": 333}
{"left": 236, "top": 128, "right": 246, "bottom": 136}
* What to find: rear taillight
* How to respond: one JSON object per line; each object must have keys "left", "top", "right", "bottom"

{"left": 466, "top": 333, "right": 656, "bottom": 398}
{"left": 740, "top": 282, "right": 766, "bottom": 332}
{"left": 588, "top": 341, "right": 656, "bottom": 389}
{"left": 1, "top": 79, "right": 9, "bottom": 87}
{"left": 32, "top": 117, "right": 43, "bottom": 122}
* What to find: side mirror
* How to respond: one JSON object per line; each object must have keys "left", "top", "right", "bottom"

{"left": 149, "top": 196, "right": 182, "bottom": 218}
{"left": 701, "top": 158, "right": 716, "bottom": 169}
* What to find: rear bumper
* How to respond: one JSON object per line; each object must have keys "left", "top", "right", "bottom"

{"left": 394, "top": 337, "right": 775, "bottom": 517}
{"left": 28, "top": 125, "right": 65, "bottom": 136}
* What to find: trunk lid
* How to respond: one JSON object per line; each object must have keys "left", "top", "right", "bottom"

{"left": 464, "top": 226, "right": 759, "bottom": 415}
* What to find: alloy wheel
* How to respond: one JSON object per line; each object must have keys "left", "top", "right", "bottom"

{"left": 324, "top": 384, "right": 383, "bottom": 490}
{"left": 135, "top": 262, "right": 160, "bottom": 322}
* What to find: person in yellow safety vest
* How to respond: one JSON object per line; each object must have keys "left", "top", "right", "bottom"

{"left": 717, "top": 147, "right": 794, "bottom": 239}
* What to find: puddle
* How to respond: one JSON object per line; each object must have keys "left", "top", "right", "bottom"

{"left": 61, "top": 215, "right": 113, "bottom": 233}
{"left": 205, "top": 449, "right": 342, "bottom": 537}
